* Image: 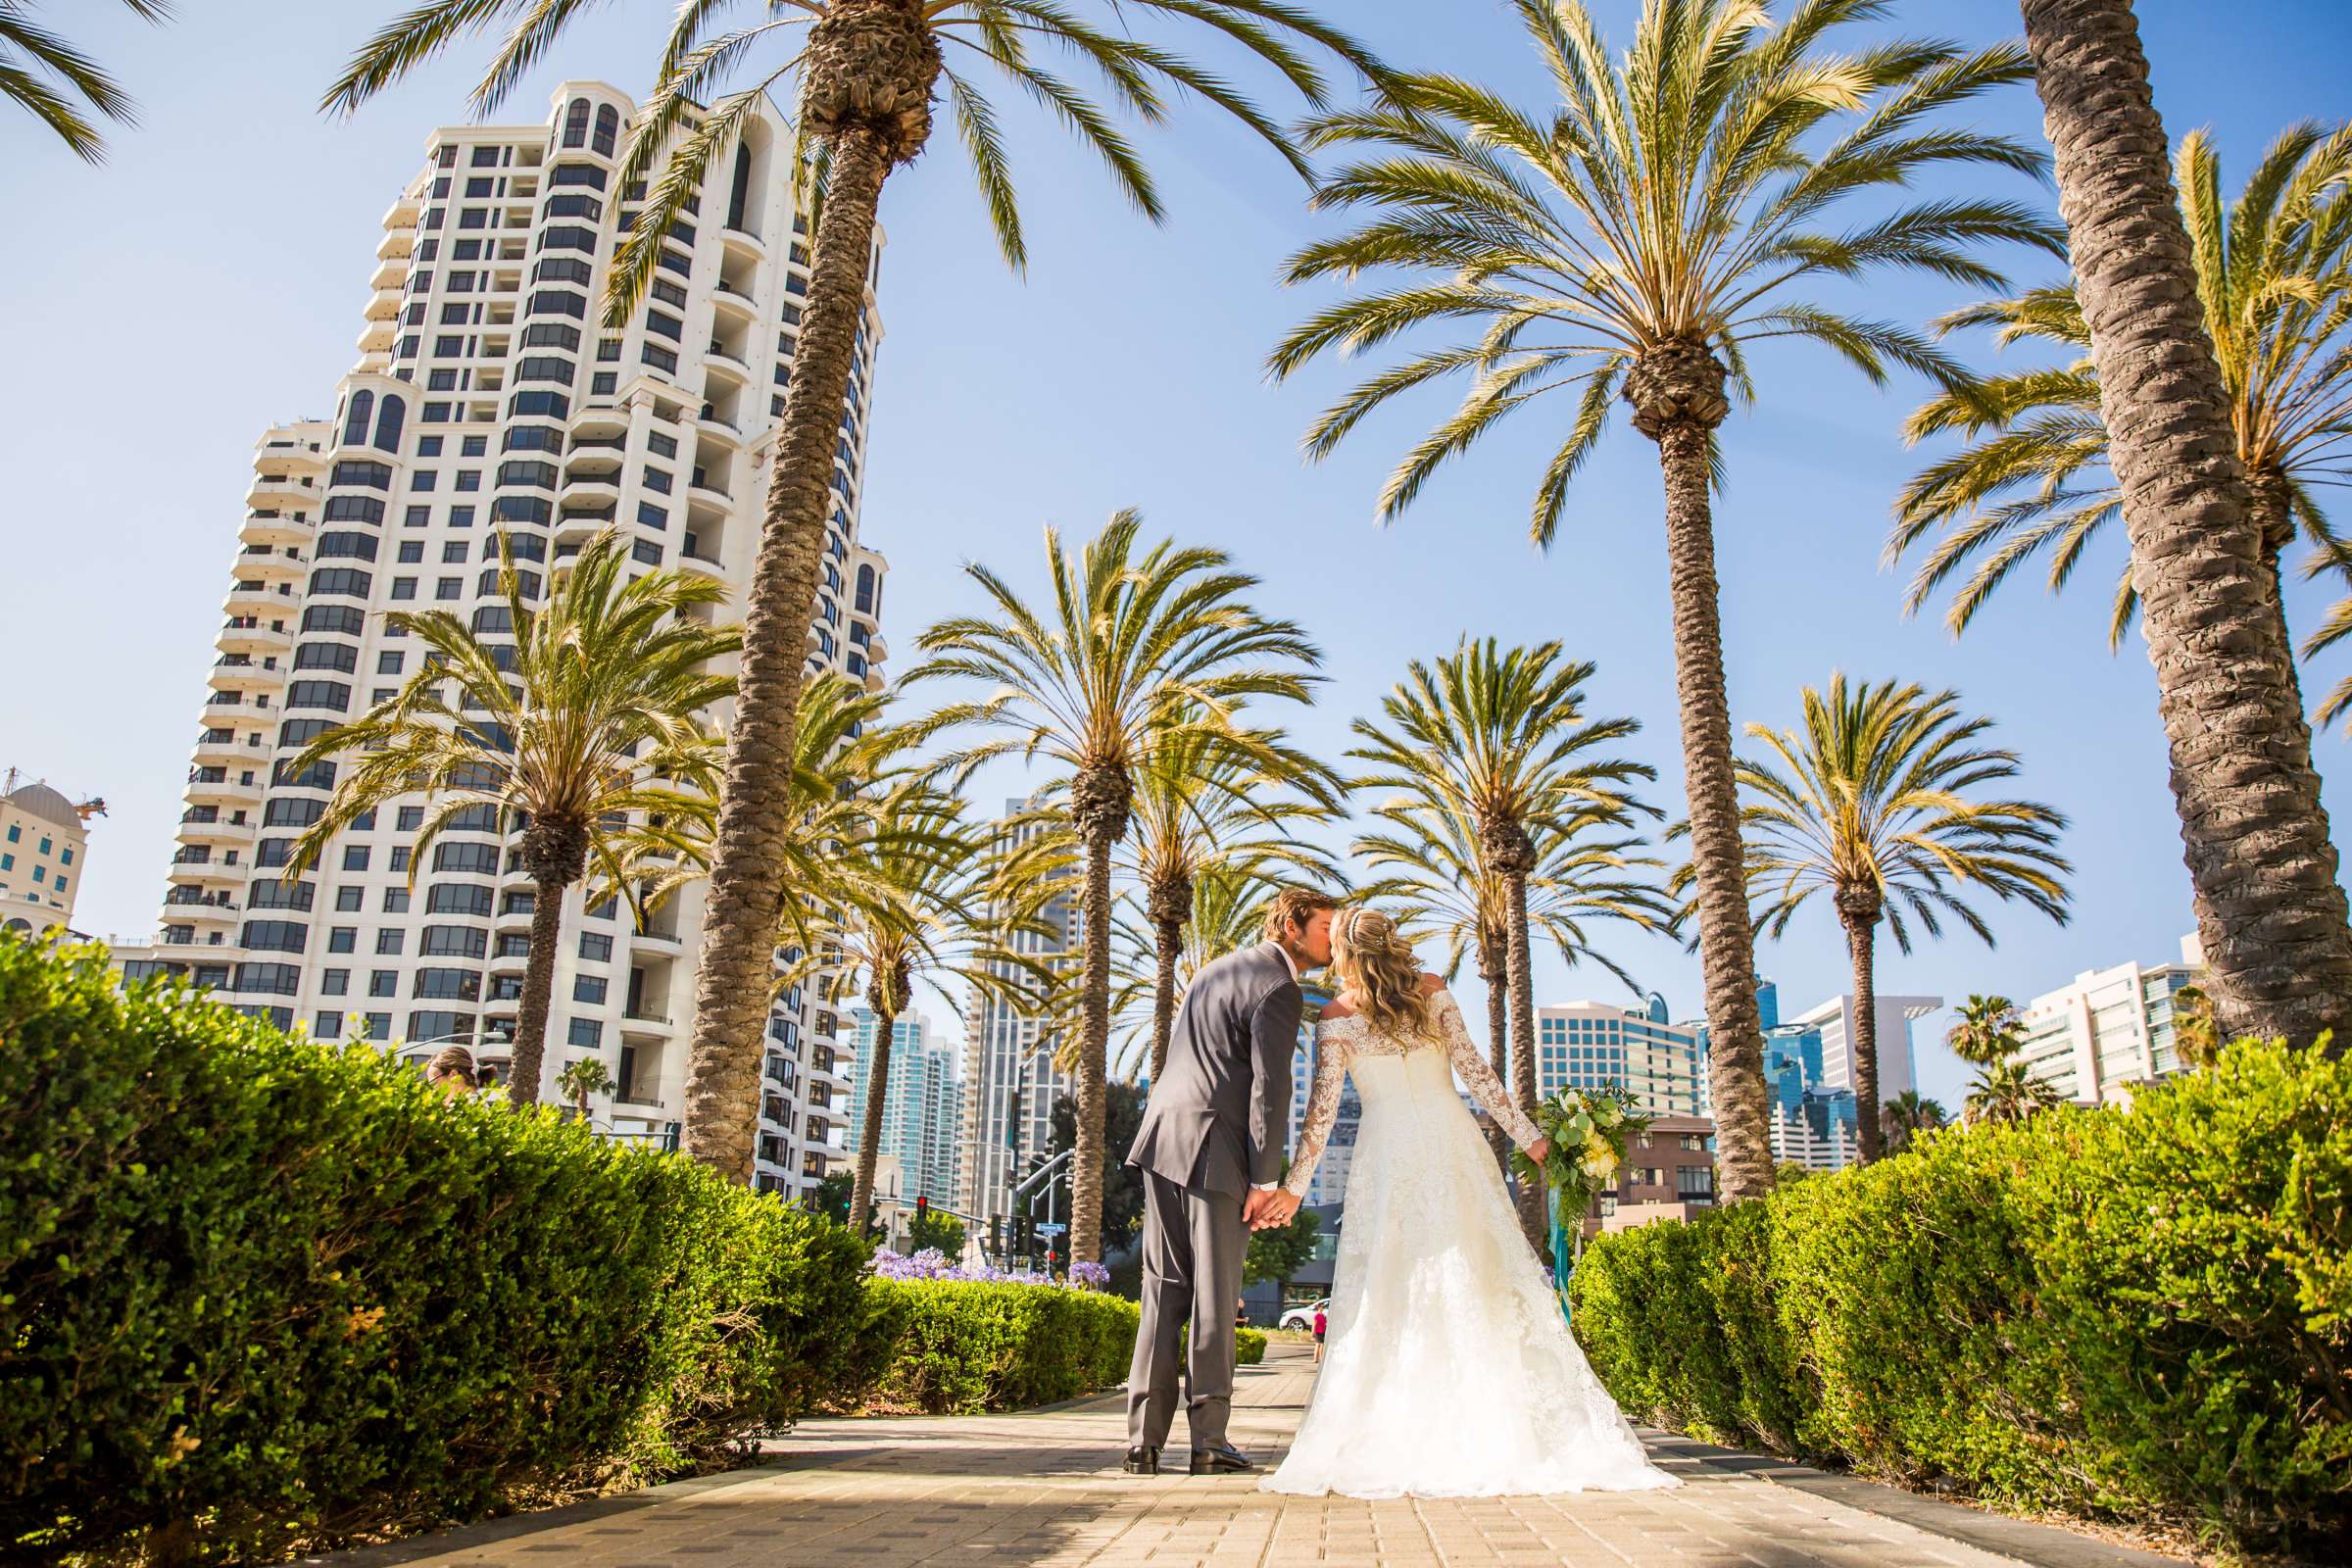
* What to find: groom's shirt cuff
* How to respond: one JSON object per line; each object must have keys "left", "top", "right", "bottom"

{"left": 1250, "top": 1182, "right": 1277, "bottom": 1191}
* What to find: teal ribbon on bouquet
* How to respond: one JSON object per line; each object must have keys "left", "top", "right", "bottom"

{"left": 1547, "top": 1185, "right": 1576, "bottom": 1323}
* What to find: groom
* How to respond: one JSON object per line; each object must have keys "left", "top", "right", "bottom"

{"left": 1120, "top": 886, "right": 1337, "bottom": 1477}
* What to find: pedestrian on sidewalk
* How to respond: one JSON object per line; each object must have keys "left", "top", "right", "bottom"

{"left": 1312, "top": 1305, "right": 1327, "bottom": 1364}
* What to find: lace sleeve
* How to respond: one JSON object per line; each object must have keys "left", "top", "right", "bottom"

{"left": 1434, "top": 989, "right": 1543, "bottom": 1149}
{"left": 1282, "top": 1025, "right": 1349, "bottom": 1200}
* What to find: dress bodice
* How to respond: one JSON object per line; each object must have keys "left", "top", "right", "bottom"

{"left": 1281, "top": 990, "right": 1543, "bottom": 1199}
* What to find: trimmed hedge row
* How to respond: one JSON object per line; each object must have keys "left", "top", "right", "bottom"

{"left": 1, "top": 942, "right": 886, "bottom": 1564}
{"left": 860, "top": 1279, "right": 1141, "bottom": 1413}
{"left": 1236, "top": 1327, "right": 1268, "bottom": 1365}
{"left": 1571, "top": 1038, "right": 2351, "bottom": 1551}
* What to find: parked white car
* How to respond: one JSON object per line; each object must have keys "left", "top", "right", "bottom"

{"left": 1278, "top": 1298, "right": 1331, "bottom": 1331}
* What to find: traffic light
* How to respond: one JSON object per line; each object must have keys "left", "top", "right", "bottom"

{"left": 914, "top": 1196, "right": 929, "bottom": 1225}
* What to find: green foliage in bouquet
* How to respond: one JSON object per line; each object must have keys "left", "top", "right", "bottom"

{"left": 1510, "top": 1084, "right": 1653, "bottom": 1221}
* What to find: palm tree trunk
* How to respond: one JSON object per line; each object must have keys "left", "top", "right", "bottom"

{"left": 2021, "top": 0, "right": 2352, "bottom": 1047}
{"left": 1500, "top": 868, "right": 1548, "bottom": 1258}
{"left": 1151, "top": 915, "right": 1182, "bottom": 1085}
{"left": 512, "top": 820, "right": 587, "bottom": 1108}
{"left": 1840, "top": 903, "right": 1883, "bottom": 1164}
{"left": 2250, "top": 470, "right": 2306, "bottom": 715}
{"left": 1068, "top": 761, "right": 1128, "bottom": 1266}
{"left": 849, "top": 1000, "right": 897, "bottom": 1235}
{"left": 1627, "top": 351, "right": 1774, "bottom": 1202}
{"left": 679, "top": 126, "right": 894, "bottom": 1181}
{"left": 1072, "top": 824, "right": 1113, "bottom": 1265}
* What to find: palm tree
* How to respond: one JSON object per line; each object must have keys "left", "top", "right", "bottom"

{"left": 1350, "top": 640, "right": 1658, "bottom": 1247}
{"left": 1945, "top": 994, "right": 2024, "bottom": 1066}
{"left": 1713, "top": 676, "right": 2071, "bottom": 1162}
{"left": 2016, "top": 0, "right": 2352, "bottom": 1045}
{"left": 327, "top": 0, "right": 1385, "bottom": 1186}
{"left": 1943, "top": 994, "right": 2024, "bottom": 1128}
{"left": 1268, "top": 0, "right": 2060, "bottom": 1200}
{"left": 1965, "top": 1058, "right": 2062, "bottom": 1125}
{"left": 1881, "top": 1089, "right": 1947, "bottom": 1154}
{"left": 909, "top": 513, "right": 1324, "bottom": 1263}
{"left": 286, "top": 530, "right": 739, "bottom": 1104}
{"left": 2170, "top": 982, "right": 2224, "bottom": 1071}
{"left": 1890, "top": 124, "right": 2352, "bottom": 665}
{"left": 556, "top": 1056, "right": 614, "bottom": 1121}
{"left": 5, "top": 0, "right": 170, "bottom": 162}
{"left": 808, "top": 793, "right": 1053, "bottom": 1234}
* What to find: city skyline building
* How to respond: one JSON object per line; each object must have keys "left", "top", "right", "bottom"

{"left": 0, "top": 771, "right": 98, "bottom": 936}
{"left": 956, "top": 795, "right": 1079, "bottom": 1228}
{"left": 107, "top": 80, "right": 889, "bottom": 1198}
{"left": 1788, "top": 989, "right": 1939, "bottom": 1106}
{"left": 845, "top": 1005, "right": 963, "bottom": 1208}
{"left": 1534, "top": 994, "right": 1707, "bottom": 1118}
{"left": 2010, "top": 933, "right": 2203, "bottom": 1106}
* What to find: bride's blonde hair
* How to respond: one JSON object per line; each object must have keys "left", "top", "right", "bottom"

{"left": 1330, "top": 906, "right": 1436, "bottom": 1041}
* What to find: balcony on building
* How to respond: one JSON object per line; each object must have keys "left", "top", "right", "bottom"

{"left": 238, "top": 543, "right": 308, "bottom": 583}
{"left": 222, "top": 580, "right": 291, "bottom": 617}
{"left": 701, "top": 334, "right": 751, "bottom": 387}
{"left": 719, "top": 221, "right": 766, "bottom": 267}
{"left": 710, "top": 270, "right": 759, "bottom": 324}
{"left": 245, "top": 473, "right": 318, "bottom": 511}
{"left": 240, "top": 510, "right": 313, "bottom": 550}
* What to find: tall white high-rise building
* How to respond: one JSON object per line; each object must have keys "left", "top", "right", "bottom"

{"left": 845, "top": 1006, "right": 962, "bottom": 1208}
{"left": 1787, "top": 991, "right": 1938, "bottom": 1106}
{"left": 2011, "top": 934, "right": 2203, "bottom": 1106}
{"left": 111, "top": 82, "right": 888, "bottom": 1198}
{"left": 957, "top": 795, "right": 1078, "bottom": 1231}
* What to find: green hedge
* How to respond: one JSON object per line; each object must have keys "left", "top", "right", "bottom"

{"left": 1236, "top": 1327, "right": 1268, "bottom": 1365}
{"left": 858, "top": 1280, "right": 1140, "bottom": 1413}
{"left": 0, "top": 941, "right": 883, "bottom": 1565}
{"left": 1572, "top": 1037, "right": 2351, "bottom": 1551}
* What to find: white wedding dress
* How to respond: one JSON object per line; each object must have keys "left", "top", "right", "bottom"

{"left": 1261, "top": 990, "right": 1677, "bottom": 1498}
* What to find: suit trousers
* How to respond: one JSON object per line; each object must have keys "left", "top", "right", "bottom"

{"left": 1125, "top": 1169, "right": 1249, "bottom": 1452}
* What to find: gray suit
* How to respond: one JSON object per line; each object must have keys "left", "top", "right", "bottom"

{"left": 1124, "top": 941, "right": 1301, "bottom": 1452}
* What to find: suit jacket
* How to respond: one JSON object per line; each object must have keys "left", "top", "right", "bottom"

{"left": 1125, "top": 941, "right": 1303, "bottom": 1197}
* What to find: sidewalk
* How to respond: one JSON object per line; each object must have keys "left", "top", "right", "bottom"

{"left": 318, "top": 1343, "right": 2181, "bottom": 1568}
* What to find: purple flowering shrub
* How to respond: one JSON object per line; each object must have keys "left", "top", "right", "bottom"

{"left": 869, "top": 1250, "right": 1113, "bottom": 1289}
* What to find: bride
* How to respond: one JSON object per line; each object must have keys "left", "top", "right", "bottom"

{"left": 1262, "top": 906, "right": 1678, "bottom": 1498}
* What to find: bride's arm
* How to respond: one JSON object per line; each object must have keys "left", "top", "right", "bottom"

{"left": 1281, "top": 1028, "right": 1348, "bottom": 1200}
{"left": 1432, "top": 989, "right": 1544, "bottom": 1150}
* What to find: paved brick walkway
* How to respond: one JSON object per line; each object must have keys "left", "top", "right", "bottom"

{"left": 323, "top": 1344, "right": 2177, "bottom": 1568}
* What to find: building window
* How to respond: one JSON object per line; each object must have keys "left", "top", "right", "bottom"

{"left": 568, "top": 1017, "right": 603, "bottom": 1048}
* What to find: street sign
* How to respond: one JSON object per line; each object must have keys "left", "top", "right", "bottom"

{"left": 1036, "top": 1222, "right": 1066, "bottom": 1236}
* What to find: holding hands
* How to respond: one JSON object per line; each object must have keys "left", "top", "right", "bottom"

{"left": 1244, "top": 1186, "right": 1302, "bottom": 1231}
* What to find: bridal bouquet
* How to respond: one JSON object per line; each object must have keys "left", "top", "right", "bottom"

{"left": 1508, "top": 1084, "right": 1653, "bottom": 1222}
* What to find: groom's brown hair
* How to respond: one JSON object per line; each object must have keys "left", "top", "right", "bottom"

{"left": 1263, "top": 886, "right": 1339, "bottom": 944}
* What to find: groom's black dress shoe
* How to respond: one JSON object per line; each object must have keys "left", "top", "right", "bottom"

{"left": 1190, "top": 1444, "right": 1255, "bottom": 1476}
{"left": 1123, "top": 1446, "right": 1159, "bottom": 1475}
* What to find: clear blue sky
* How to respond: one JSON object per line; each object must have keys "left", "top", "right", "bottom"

{"left": 5, "top": 1, "right": 2349, "bottom": 1112}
